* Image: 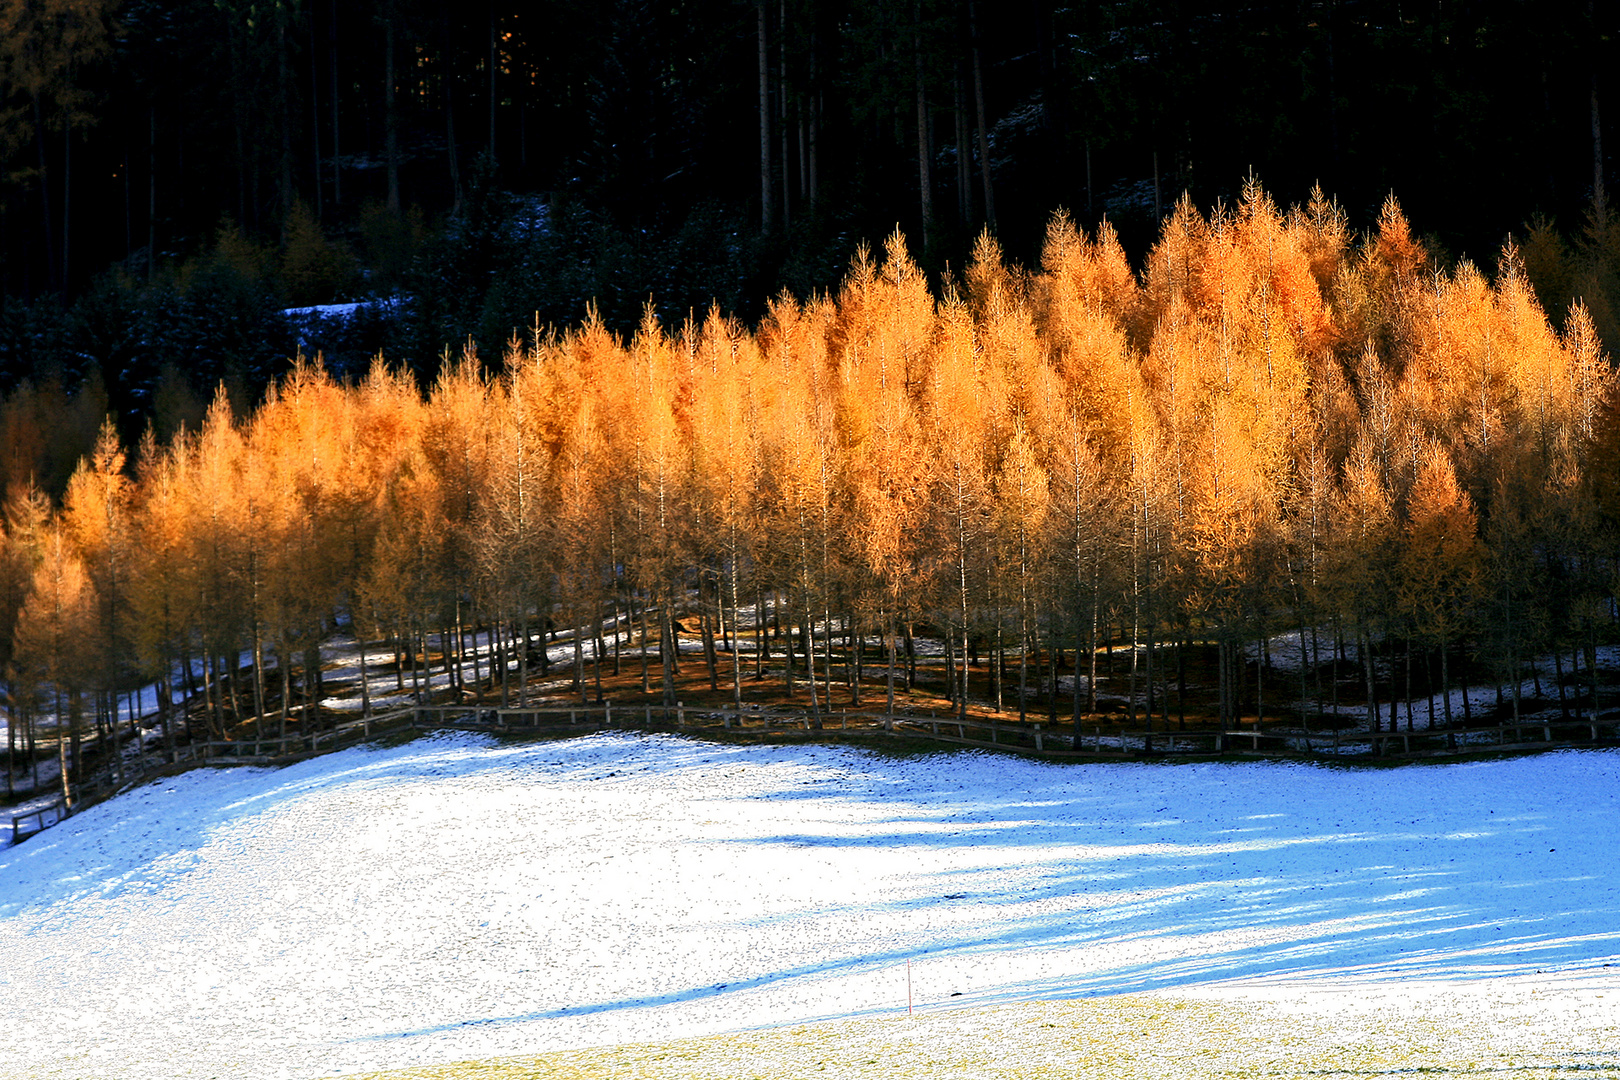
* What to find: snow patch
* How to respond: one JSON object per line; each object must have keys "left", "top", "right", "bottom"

{"left": 0, "top": 734, "right": 1616, "bottom": 1078}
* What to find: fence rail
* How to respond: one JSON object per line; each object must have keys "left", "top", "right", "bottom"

{"left": 5, "top": 707, "right": 420, "bottom": 846}
{"left": 10, "top": 798, "right": 68, "bottom": 845}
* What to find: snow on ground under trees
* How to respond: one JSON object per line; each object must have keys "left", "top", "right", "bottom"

{"left": 0, "top": 733, "right": 1617, "bottom": 1079}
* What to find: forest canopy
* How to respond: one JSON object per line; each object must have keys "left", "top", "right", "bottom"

{"left": 2, "top": 185, "right": 1618, "bottom": 777}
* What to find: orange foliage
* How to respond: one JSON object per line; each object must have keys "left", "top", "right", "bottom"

{"left": 8, "top": 183, "right": 1618, "bottom": 733}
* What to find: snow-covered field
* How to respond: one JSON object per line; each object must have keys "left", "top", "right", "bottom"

{"left": 1, "top": 733, "right": 1617, "bottom": 1079}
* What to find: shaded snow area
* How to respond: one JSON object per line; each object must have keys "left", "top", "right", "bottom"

{"left": 1, "top": 735, "right": 1618, "bottom": 1079}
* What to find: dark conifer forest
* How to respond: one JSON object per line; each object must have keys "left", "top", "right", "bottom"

{"left": 0, "top": 1, "right": 1617, "bottom": 430}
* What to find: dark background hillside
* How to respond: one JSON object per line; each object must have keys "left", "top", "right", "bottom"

{"left": 1, "top": 0, "right": 1616, "bottom": 439}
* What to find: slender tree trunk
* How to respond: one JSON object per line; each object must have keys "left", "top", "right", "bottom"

{"left": 885, "top": 613, "right": 897, "bottom": 713}
{"left": 1440, "top": 635, "right": 1453, "bottom": 725}
{"left": 783, "top": 596, "right": 798, "bottom": 694}
{"left": 444, "top": 32, "right": 463, "bottom": 216}
{"left": 754, "top": 586, "right": 766, "bottom": 679}
{"left": 497, "top": 620, "right": 510, "bottom": 707}
{"left": 251, "top": 628, "right": 267, "bottom": 740}
{"left": 57, "top": 688, "right": 71, "bottom": 807}
{"left": 309, "top": 9, "right": 322, "bottom": 218}
{"left": 803, "top": 589, "right": 822, "bottom": 727}
{"left": 852, "top": 615, "right": 864, "bottom": 706}
{"left": 453, "top": 604, "right": 467, "bottom": 692}
{"left": 1087, "top": 575, "right": 1100, "bottom": 714}
{"left": 1362, "top": 629, "right": 1379, "bottom": 732}
{"left": 160, "top": 665, "right": 175, "bottom": 760}
{"left": 574, "top": 615, "right": 586, "bottom": 705}
{"left": 1404, "top": 639, "right": 1414, "bottom": 732}
{"left": 5, "top": 683, "right": 13, "bottom": 801}
{"left": 1297, "top": 592, "right": 1311, "bottom": 728}
{"left": 613, "top": 599, "right": 624, "bottom": 677}
{"left": 1046, "top": 609, "right": 1059, "bottom": 724}
{"left": 967, "top": 0, "right": 995, "bottom": 229}
{"left": 702, "top": 582, "right": 719, "bottom": 691}
{"left": 280, "top": 643, "right": 293, "bottom": 736}
{"left": 1424, "top": 647, "right": 1437, "bottom": 728}
{"left": 959, "top": 622, "right": 971, "bottom": 722}
{"left": 660, "top": 599, "right": 678, "bottom": 709}
{"left": 330, "top": 0, "right": 342, "bottom": 205}
{"left": 517, "top": 615, "right": 529, "bottom": 707}
{"left": 61, "top": 114, "right": 71, "bottom": 286}
{"left": 593, "top": 611, "right": 606, "bottom": 703}
{"left": 1178, "top": 630, "right": 1188, "bottom": 728}
{"left": 305, "top": 641, "right": 323, "bottom": 717}
{"left": 1589, "top": 623, "right": 1600, "bottom": 723}
{"left": 954, "top": 72, "right": 971, "bottom": 223}
{"left": 358, "top": 620, "right": 372, "bottom": 717}
{"left": 277, "top": 7, "right": 294, "bottom": 237}
{"left": 779, "top": 0, "right": 790, "bottom": 228}
{"left": 1128, "top": 546, "right": 1140, "bottom": 727}
{"left": 1256, "top": 626, "right": 1265, "bottom": 727}
{"left": 1555, "top": 647, "right": 1570, "bottom": 719}
{"left": 27, "top": 703, "right": 39, "bottom": 790}
{"left": 807, "top": 30, "right": 819, "bottom": 204}
{"left": 1593, "top": 16, "right": 1606, "bottom": 211}
{"left": 32, "top": 96, "right": 57, "bottom": 290}
{"left": 993, "top": 625, "right": 1004, "bottom": 713}
{"left": 1018, "top": 597, "right": 1029, "bottom": 722}
{"left": 757, "top": 2, "right": 772, "bottom": 231}
{"left": 913, "top": 0, "right": 932, "bottom": 245}
{"left": 488, "top": 7, "right": 498, "bottom": 157}
{"left": 637, "top": 594, "right": 651, "bottom": 692}
{"left": 905, "top": 620, "right": 916, "bottom": 689}
{"left": 385, "top": 5, "right": 400, "bottom": 213}
{"left": 210, "top": 651, "right": 226, "bottom": 738}
{"left": 1388, "top": 645, "right": 1398, "bottom": 733}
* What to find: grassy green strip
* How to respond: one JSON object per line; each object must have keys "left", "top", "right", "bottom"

{"left": 347, "top": 993, "right": 1620, "bottom": 1080}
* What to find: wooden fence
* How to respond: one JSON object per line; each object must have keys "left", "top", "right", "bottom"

{"left": 7, "top": 708, "right": 419, "bottom": 846}
{"left": 400, "top": 704, "right": 1620, "bottom": 760}
{"left": 11, "top": 698, "right": 1619, "bottom": 846}
{"left": 9, "top": 798, "right": 68, "bottom": 845}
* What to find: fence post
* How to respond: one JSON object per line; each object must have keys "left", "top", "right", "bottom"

{"left": 677, "top": 701, "right": 685, "bottom": 728}
{"left": 1034, "top": 724, "right": 1043, "bottom": 751}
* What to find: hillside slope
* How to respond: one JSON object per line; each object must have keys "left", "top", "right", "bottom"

{"left": 1, "top": 734, "right": 1617, "bottom": 1078}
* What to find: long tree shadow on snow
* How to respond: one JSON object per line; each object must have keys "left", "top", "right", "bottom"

{"left": 358, "top": 741, "right": 1620, "bottom": 1043}
{"left": 694, "top": 752, "right": 1620, "bottom": 994}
